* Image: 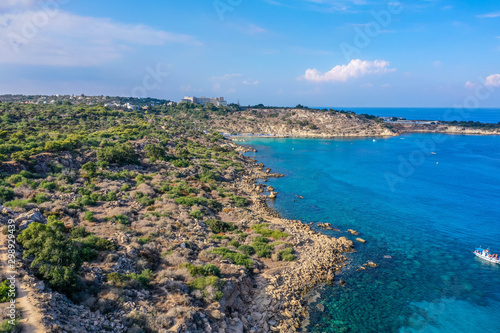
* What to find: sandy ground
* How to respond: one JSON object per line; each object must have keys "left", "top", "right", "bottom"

{"left": 0, "top": 232, "right": 44, "bottom": 333}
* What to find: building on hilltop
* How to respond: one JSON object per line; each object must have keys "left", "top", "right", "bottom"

{"left": 180, "top": 96, "right": 227, "bottom": 107}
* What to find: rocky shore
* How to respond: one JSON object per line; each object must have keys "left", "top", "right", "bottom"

{"left": 228, "top": 154, "right": 354, "bottom": 332}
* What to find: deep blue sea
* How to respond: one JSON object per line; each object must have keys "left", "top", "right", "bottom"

{"left": 243, "top": 134, "right": 500, "bottom": 332}
{"left": 313, "top": 107, "right": 500, "bottom": 124}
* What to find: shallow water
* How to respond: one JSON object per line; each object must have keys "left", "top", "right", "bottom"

{"left": 243, "top": 134, "right": 500, "bottom": 333}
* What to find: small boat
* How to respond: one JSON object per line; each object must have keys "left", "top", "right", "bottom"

{"left": 474, "top": 248, "right": 500, "bottom": 264}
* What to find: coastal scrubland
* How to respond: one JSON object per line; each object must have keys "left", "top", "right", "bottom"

{"left": 0, "top": 102, "right": 353, "bottom": 332}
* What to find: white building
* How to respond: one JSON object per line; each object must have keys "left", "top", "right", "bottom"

{"left": 180, "top": 96, "right": 227, "bottom": 107}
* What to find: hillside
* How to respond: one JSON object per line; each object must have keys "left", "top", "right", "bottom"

{"left": 0, "top": 103, "right": 353, "bottom": 333}
{"left": 193, "top": 108, "right": 396, "bottom": 138}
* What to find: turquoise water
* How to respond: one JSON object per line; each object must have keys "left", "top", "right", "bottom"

{"left": 314, "top": 107, "right": 500, "bottom": 124}
{"left": 243, "top": 134, "right": 500, "bottom": 332}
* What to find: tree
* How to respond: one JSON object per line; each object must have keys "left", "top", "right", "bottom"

{"left": 97, "top": 142, "right": 138, "bottom": 165}
{"left": 81, "top": 161, "right": 97, "bottom": 179}
{"left": 18, "top": 221, "right": 83, "bottom": 292}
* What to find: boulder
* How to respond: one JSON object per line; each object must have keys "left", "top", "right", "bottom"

{"left": 15, "top": 209, "right": 46, "bottom": 230}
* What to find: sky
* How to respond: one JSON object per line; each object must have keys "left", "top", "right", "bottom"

{"left": 0, "top": 0, "right": 499, "bottom": 107}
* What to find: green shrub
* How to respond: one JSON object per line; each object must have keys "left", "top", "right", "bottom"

{"left": 252, "top": 237, "right": 272, "bottom": 258}
{"left": 97, "top": 143, "right": 138, "bottom": 165}
{"left": 231, "top": 195, "right": 249, "bottom": 207}
{"left": 0, "top": 280, "right": 15, "bottom": 303}
{"left": 237, "top": 245, "right": 256, "bottom": 256}
{"left": 39, "top": 180, "right": 57, "bottom": 191}
{"left": 32, "top": 193, "right": 50, "bottom": 204}
{"left": 0, "top": 187, "right": 14, "bottom": 204}
{"left": 97, "top": 161, "right": 109, "bottom": 169}
{"left": 211, "top": 235, "right": 227, "bottom": 240}
{"left": 251, "top": 223, "right": 289, "bottom": 239}
{"left": 175, "top": 196, "right": 206, "bottom": 207}
{"left": 138, "top": 236, "right": 150, "bottom": 244}
{"left": 279, "top": 248, "right": 296, "bottom": 261}
{"left": 78, "top": 195, "right": 96, "bottom": 207}
{"left": 71, "top": 226, "right": 89, "bottom": 238}
{"left": 104, "top": 191, "right": 117, "bottom": 201}
{"left": 205, "top": 219, "right": 236, "bottom": 234}
{"left": 84, "top": 211, "right": 94, "bottom": 222}
{"left": 112, "top": 214, "right": 129, "bottom": 225}
{"left": 171, "top": 159, "right": 191, "bottom": 168}
{"left": 3, "top": 199, "right": 30, "bottom": 209}
{"left": 189, "top": 275, "right": 224, "bottom": 290}
{"left": 211, "top": 247, "right": 253, "bottom": 268}
{"left": 229, "top": 240, "right": 240, "bottom": 248}
{"left": 189, "top": 210, "right": 203, "bottom": 219}
{"left": 18, "top": 221, "right": 83, "bottom": 292}
{"left": 145, "top": 144, "right": 166, "bottom": 162}
{"left": 81, "top": 162, "right": 97, "bottom": 178}
{"left": 108, "top": 269, "right": 153, "bottom": 288}
{"left": 134, "top": 191, "right": 154, "bottom": 206}
{"left": 120, "top": 183, "right": 131, "bottom": 191}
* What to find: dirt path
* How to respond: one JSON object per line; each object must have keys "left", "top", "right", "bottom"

{"left": 0, "top": 233, "right": 44, "bottom": 333}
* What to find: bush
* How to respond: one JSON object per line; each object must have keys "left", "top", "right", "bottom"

{"left": 175, "top": 197, "right": 207, "bottom": 207}
{"left": 229, "top": 240, "right": 240, "bottom": 248}
{"left": 134, "top": 191, "right": 154, "bottom": 206}
{"left": 97, "top": 161, "right": 109, "bottom": 169}
{"left": 107, "top": 269, "right": 153, "bottom": 288}
{"left": 189, "top": 275, "right": 223, "bottom": 290}
{"left": 252, "top": 237, "right": 272, "bottom": 258}
{"left": 205, "top": 219, "right": 236, "bottom": 234}
{"left": 279, "top": 248, "right": 296, "bottom": 261}
{"left": 251, "top": 223, "right": 289, "bottom": 239}
{"left": 0, "top": 187, "right": 14, "bottom": 204}
{"left": 171, "top": 159, "right": 191, "bottom": 168}
{"left": 18, "top": 221, "right": 83, "bottom": 292}
{"left": 3, "top": 199, "right": 30, "bottom": 209}
{"left": 237, "top": 245, "right": 255, "bottom": 256}
{"left": 97, "top": 143, "right": 138, "bottom": 166}
{"left": 81, "top": 162, "right": 97, "bottom": 178}
{"left": 0, "top": 279, "right": 15, "bottom": 302}
{"left": 144, "top": 144, "right": 166, "bottom": 162}
{"left": 189, "top": 210, "right": 203, "bottom": 219}
{"left": 104, "top": 191, "right": 117, "bottom": 202}
{"left": 231, "top": 195, "right": 249, "bottom": 207}
{"left": 211, "top": 247, "right": 253, "bottom": 268}
{"left": 84, "top": 211, "right": 94, "bottom": 222}
{"left": 181, "top": 263, "right": 221, "bottom": 277}
{"left": 120, "top": 183, "right": 131, "bottom": 191}
{"left": 71, "top": 226, "right": 89, "bottom": 238}
{"left": 32, "top": 193, "right": 50, "bottom": 204}
{"left": 112, "top": 214, "right": 129, "bottom": 225}
{"left": 39, "top": 181, "right": 57, "bottom": 191}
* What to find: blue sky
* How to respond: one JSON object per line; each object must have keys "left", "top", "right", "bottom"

{"left": 0, "top": 0, "right": 499, "bottom": 107}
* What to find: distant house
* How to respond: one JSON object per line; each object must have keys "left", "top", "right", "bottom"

{"left": 180, "top": 96, "right": 228, "bottom": 107}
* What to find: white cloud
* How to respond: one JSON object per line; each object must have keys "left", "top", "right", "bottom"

{"left": 211, "top": 74, "right": 243, "bottom": 81}
{"left": 0, "top": 0, "right": 38, "bottom": 10}
{"left": 0, "top": 10, "right": 201, "bottom": 66}
{"left": 477, "top": 12, "right": 500, "bottom": 18}
{"left": 485, "top": 74, "right": 500, "bottom": 87}
{"left": 465, "top": 81, "right": 477, "bottom": 89}
{"left": 303, "top": 59, "right": 395, "bottom": 82}
{"left": 242, "top": 80, "right": 259, "bottom": 85}
{"left": 247, "top": 24, "right": 267, "bottom": 35}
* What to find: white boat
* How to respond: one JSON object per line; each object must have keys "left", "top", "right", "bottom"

{"left": 474, "top": 248, "right": 500, "bottom": 264}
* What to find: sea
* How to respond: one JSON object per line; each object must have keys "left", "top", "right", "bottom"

{"left": 314, "top": 107, "right": 500, "bottom": 124}
{"left": 241, "top": 110, "right": 500, "bottom": 332}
